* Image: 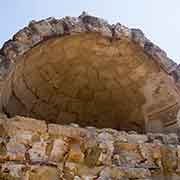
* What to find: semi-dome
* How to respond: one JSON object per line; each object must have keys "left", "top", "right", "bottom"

{"left": 0, "top": 13, "right": 180, "bottom": 133}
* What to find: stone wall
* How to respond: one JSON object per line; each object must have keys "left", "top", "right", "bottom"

{"left": 0, "top": 115, "right": 180, "bottom": 179}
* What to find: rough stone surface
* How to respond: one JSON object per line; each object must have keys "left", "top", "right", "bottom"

{"left": 0, "top": 116, "right": 179, "bottom": 179}
{"left": 0, "top": 13, "right": 180, "bottom": 179}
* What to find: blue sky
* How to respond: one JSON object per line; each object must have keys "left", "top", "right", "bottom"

{"left": 0, "top": 0, "right": 180, "bottom": 63}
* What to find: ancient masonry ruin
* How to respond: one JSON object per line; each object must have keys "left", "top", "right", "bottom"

{"left": 0, "top": 12, "right": 180, "bottom": 179}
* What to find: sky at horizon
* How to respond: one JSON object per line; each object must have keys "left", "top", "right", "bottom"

{"left": 0, "top": 0, "right": 180, "bottom": 63}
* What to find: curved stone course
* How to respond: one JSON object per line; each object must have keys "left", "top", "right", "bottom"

{"left": 0, "top": 12, "right": 177, "bottom": 76}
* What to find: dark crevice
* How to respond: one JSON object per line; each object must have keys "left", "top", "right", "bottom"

{"left": 2, "top": 106, "right": 10, "bottom": 118}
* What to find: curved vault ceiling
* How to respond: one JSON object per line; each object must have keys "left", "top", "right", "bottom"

{"left": 0, "top": 13, "right": 180, "bottom": 133}
{"left": 0, "top": 33, "right": 164, "bottom": 132}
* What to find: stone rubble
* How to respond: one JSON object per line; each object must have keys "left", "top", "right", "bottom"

{"left": 0, "top": 115, "right": 179, "bottom": 179}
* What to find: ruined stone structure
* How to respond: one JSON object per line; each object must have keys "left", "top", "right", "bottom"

{"left": 0, "top": 13, "right": 180, "bottom": 179}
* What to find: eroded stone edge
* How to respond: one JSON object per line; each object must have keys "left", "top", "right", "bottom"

{"left": 0, "top": 12, "right": 178, "bottom": 82}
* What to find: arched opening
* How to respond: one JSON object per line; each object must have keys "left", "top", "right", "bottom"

{"left": 0, "top": 33, "right": 168, "bottom": 133}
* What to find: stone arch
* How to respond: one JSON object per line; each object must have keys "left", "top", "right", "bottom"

{"left": 0, "top": 13, "right": 180, "bottom": 133}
